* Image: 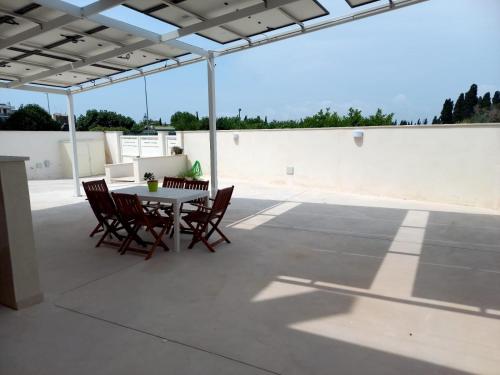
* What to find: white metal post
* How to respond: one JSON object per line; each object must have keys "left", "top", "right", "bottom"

{"left": 207, "top": 52, "right": 218, "bottom": 196}
{"left": 66, "top": 93, "right": 81, "bottom": 197}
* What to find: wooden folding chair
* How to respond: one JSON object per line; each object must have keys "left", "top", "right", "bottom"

{"left": 112, "top": 192, "right": 172, "bottom": 260}
{"left": 174, "top": 179, "right": 209, "bottom": 236}
{"left": 85, "top": 189, "right": 125, "bottom": 248}
{"left": 83, "top": 179, "right": 109, "bottom": 237}
{"left": 184, "top": 186, "right": 234, "bottom": 252}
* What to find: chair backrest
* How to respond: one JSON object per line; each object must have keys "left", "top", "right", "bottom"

{"left": 162, "top": 176, "right": 186, "bottom": 189}
{"left": 210, "top": 186, "right": 234, "bottom": 219}
{"left": 82, "top": 179, "right": 108, "bottom": 194}
{"left": 184, "top": 179, "right": 209, "bottom": 191}
{"left": 87, "top": 190, "right": 117, "bottom": 217}
{"left": 83, "top": 180, "right": 113, "bottom": 219}
{"left": 111, "top": 192, "right": 146, "bottom": 222}
{"left": 185, "top": 180, "right": 209, "bottom": 205}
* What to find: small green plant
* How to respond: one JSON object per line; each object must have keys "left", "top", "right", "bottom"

{"left": 178, "top": 161, "right": 202, "bottom": 180}
{"left": 144, "top": 172, "right": 155, "bottom": 181}
{"left": 179, "top": 169, "right": 199, "bottom": 180}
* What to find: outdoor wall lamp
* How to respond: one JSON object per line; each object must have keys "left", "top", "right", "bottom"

{"left": 352, "top": 130, "right": 364, "bottom": 139}
{"left": 233, "top": 133, "right": 240, "bottom": 144}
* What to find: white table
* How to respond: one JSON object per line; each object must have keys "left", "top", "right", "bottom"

{"left": 113, "top": 186, "right": 209, "bottom": 252}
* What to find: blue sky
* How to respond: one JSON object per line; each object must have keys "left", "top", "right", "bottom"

{"left": 1, "top": 0, "right": 499, "bottom": 123}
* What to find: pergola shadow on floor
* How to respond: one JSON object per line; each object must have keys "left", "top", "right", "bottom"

{"left": 1, "top": 180, "right": 500, "bottom": 375}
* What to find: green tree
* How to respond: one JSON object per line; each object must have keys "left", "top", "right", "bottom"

{"left": 463, "top": 84, "right": 478, "bottom": 119}
{"left": 170, "top": 111, "right": 200, "bottom": 131}
{"left": 440, "top": 98, "right": 454, "bottom": 124}
{"left": 432, "top": 116, "right": 440, "bottom": 124}
{"left": 453, "top": 93, "right": 466, "bottom": 123}
{"left": 2, "top": 104, "right": 60, "bottom": 130}
{"left": 492, "top": 91, "right": 500, "bottom": 105}
{"left": 77, "top": 109, "right": 135, "bottom": 131}
{"left": 480, "top": 92, "right": 491, "bottom": 109}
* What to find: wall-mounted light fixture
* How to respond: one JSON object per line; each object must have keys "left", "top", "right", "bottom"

{"left": 233, "top": 133, "right": 239, "bottom": 144}
{"left": 352, "top": 130, "right": 364, "bottom": 139}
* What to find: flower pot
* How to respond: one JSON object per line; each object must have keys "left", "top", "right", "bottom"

{"left": 147, "top": 180, "right": 158, "bottom": 192}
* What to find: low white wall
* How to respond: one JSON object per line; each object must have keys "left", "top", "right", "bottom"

{"left": 0, "top": 131, "right": 104, "bottom": 179}
{"left": 133, "top": 155, "right": 188, "bottom": 183}
{"left": 104, "top": 131, "right": 122, "bottom": 164}
{"left": 105, "top": 162, "right": 133, "bottom": 183}
{"left": 180, "top": 124, "right": 500, "bottom": 210}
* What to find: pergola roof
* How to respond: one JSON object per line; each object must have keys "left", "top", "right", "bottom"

{"left": 0, "top": 0, "right": 428, "bottom": 95}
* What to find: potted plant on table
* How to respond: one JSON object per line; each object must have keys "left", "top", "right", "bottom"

{"left": 144, "top": 172, "right": 158, "bottom": 192}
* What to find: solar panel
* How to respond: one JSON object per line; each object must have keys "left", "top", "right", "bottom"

{"left": 0, "top": 1, "right": 190, "bottom": 87}
{"left": 124, "top": 0, "right": 329, "bottom": 44}
{"left": 0, "top": 0, "right": 330, "bottom": 88}
{"left": 344, "top": 0, "right": 382, "bottom": 8}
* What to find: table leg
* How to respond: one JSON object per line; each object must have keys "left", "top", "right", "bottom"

{"left": 173, "top": 201, "right": 181, "bottom": 252}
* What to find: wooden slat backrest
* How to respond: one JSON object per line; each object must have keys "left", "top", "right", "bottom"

{"left": 162, "top": 177, "right": 186, "bottom": 189}
{"left": 88, "top": 190, "right": 117, "bottom": 217}
{"left": 210, "top": 186, "right": 234, "bottom": 218}
{"left": 82, "top": 179, "right": 108, "bottom": 194}
{"left": 111, "top": 192, "right": 146, "bottom": 222}
{"left": 184, "top": 180, "right": 209, "bottom": 205}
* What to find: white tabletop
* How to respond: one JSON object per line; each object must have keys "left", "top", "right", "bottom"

{"left": 112, "top": 186, "right": 208, "bottom": 204}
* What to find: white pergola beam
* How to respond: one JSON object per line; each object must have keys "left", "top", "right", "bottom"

{"left": 0, "top": 81, "right": 68, "bottom": 95}
{"left": 66, "top": 92, "right": 81, "bottom": 197}
{"left": 0, "top": 1, "right": 125, "bottom": 51}
{"left": 207, "top": 52, "right": 218, "bottom": 196}
{"left": 161, "top": 0, "right": 300, "bottom": 42}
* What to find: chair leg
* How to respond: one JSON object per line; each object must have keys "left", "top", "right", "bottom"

{"left": 95, "top": 227, "right": 110, "bottom": 248}
{"left": 89, "top": 222, "right": 103, "bottom": 237}
{"left": 145, "top": 225, "right": 169, "bottom": 260}
{"left": 213, "top": 226, "right": 231, "bottom": 244}
{"left": 119, "top": 225, "right": 140, "bottom": 254}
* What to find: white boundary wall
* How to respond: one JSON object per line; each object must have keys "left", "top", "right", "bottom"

{"left": 0, "top": 131, "right": 104, "bottom": 179}
{"left": 180, "top": 124, "right": 500, "bottom": 210}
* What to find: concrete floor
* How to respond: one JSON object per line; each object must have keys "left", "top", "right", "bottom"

{"left": 1, "top": 178, "right": 500, "bottom": 375}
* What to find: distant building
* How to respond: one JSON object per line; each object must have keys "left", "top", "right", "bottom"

{"left": 0, "top": 102, "right": 15, "bottom": 121}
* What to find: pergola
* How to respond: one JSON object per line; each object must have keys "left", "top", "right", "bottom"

{"left": 0, "top": 0, "right": 427, "bottom": 196}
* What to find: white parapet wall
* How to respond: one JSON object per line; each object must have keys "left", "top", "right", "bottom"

{"left": 132, "top": 155, "right": 188, "bottom": 183}
{"left": 180, "top": 124, "right": 500, "bottom": 210}
{"left": 0, "top": 131, "right": 105, "bottom": 179}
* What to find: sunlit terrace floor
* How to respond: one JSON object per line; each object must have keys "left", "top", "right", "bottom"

{"left": 1, "top": 178, "right": 500, "bottom": 375}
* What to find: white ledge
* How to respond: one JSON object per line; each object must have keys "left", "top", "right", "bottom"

{"left": 0, "top": 156, "right": 30, "bottom": 162}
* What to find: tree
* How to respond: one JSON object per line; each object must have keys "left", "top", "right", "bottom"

{"left": 423, "top": 118, "right": 428, "bottom": 125}
{"left": 76, "top": 109, "right": 135, "bottom": 131}
{"left": 432, "top": 116, "right": 440, "bottom": 124}
{"left": 463, "top": 84, "right": 478, "bottom": 119}
{"left": 453, "top": 93, "right": 466, "bottom": 123}
{"left": 2, "top": 104, "right": 60, "bottom": 130}
{"left": 480, "top": 92, "right": 491, "bottom": 109}
{"left": 170, "top": 111, "right": 200, "bottom": 131}
{"left": 493, "top": 91, "right": 500, "bottom": 105}
{"left": 440, "top": 98, "right": 454, "bottom": 124}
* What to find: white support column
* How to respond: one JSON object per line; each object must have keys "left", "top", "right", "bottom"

{"left": 207, "top": 52, "right": 218, "bottom": 196}
{"left": 66, "top": 93, "right": 81, "bottom": 197}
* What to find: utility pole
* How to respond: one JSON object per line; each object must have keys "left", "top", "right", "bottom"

{"left": 45, "top": 93, "right": 51, "bottom": 115}
{"left": 143, "top": 75, "right": 149, "bottom": 126}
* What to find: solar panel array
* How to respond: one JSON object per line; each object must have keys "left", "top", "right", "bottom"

{"left": 0, "top": 0, "right": 383, "bottom": 89}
